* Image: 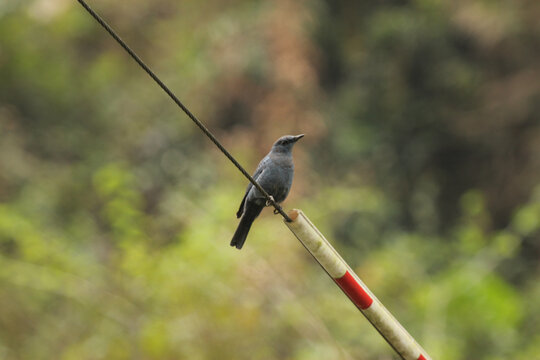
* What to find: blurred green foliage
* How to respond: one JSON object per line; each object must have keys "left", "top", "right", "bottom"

{"left": 1, "top": 0, "right": 540, "bottom": 359}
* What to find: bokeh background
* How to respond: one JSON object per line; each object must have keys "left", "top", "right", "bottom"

{"left": 1, "top": 0, "right": 540, "bottom": 359}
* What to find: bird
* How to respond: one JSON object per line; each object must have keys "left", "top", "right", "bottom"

{"left": 231, "top": 134, "right": 304, "bottom": 250}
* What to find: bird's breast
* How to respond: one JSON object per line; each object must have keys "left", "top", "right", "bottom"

{"left": 255, "top": 155, "right": 294, "bottom": 203}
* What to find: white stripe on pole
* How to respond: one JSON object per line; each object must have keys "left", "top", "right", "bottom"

{"left": 285, "top": 209, "right": 431, "bottom": 360}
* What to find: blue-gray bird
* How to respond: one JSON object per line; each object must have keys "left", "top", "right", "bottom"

{"left": 231, "top": 134, "right": 304, "bottom": 249}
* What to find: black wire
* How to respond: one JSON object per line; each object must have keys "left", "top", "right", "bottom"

{"left": 76, "top": 0, "right": 292, "bottom": 222}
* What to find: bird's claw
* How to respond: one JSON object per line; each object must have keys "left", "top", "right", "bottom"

{"left": 265, "top": 196, "right": 275, "bottom": 207}
{"left": 273, "top": 208, "right": 280, "bottom": 214}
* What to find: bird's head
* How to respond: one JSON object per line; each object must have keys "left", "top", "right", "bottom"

{"left": 271, "top": 134, "right": 304, "bottom": 153}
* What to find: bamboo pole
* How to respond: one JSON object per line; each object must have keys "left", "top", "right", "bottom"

{"left": 284, "top": 209, "right": 431, "bottom": 360}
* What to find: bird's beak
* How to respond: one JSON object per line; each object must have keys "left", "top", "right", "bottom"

{"left": 293, "top": 134, "right": 305, "bottom": 142}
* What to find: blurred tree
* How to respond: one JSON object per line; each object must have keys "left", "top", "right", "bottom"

{"left": 0, "top": 0, "right": 539, "bottom": 359}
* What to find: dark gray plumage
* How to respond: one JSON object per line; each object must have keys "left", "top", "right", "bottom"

{"left": 231, "top": 134, "right": 304, "bottom": 249}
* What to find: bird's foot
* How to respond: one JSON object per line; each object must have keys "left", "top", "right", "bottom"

{"left": 265, "top": 196, "right": 275, "bottom": 207}
{"left": 273, "top": 208, "right": 280, "bottom": 214}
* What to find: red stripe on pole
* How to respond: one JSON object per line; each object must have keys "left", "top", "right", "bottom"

{"left": 335, "top": 270, "right": 373, "bottom": 309}
{"left": 418, "top": 355, "right": 427, "bottom": 360}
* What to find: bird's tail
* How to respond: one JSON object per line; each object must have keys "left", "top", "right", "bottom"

{"left": 230, "top": 204, "right": 263, "bottom": 250}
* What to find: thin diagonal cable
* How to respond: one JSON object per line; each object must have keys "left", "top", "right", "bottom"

{"left": 76, "top": 0, "right": 291, "bottom": 222}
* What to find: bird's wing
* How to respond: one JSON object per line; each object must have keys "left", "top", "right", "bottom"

{"left": 236, "top": 156, "right": 269, "bottom": 218}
